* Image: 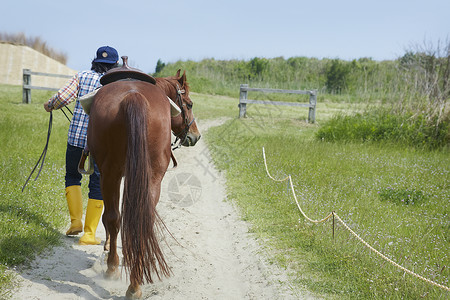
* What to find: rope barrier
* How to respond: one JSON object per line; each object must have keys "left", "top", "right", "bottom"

{"left": 262, "top": 147, "right": 290, "bottom": 182}
{"left": 262, "top": 147, "right": 450, "bottom": 292}
{"left": 289, "top": 175, "right": 334, "bottom": 224}
{"left": 333, "top": 213, "right": 450, "bottom": 291}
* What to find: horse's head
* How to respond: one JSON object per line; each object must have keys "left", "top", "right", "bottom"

{"left": 159, "top": 70, "right": 201, "bottom": 147}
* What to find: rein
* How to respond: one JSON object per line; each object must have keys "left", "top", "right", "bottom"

{"left": 22, "top": 107, "right": 73, "bottom": 192}
{"left": 61, "top": 106, "right": 73, "bottom": 122}
{"left": 171, "top": 84, "right": 195, "bottom": 150}
{"left": 22, "top": 111, "right": 53, "bottom": 192}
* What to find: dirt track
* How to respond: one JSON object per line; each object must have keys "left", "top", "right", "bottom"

{"left": 12, "top": 120, "right": 315, "bottom": 300}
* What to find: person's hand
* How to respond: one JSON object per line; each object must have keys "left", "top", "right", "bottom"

{"left": 43, "top": 101, "right": 52, "bottom": 112}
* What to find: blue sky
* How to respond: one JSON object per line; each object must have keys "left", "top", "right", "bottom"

{"left": 2, "top": 0, "right": 449, "bottom": 73}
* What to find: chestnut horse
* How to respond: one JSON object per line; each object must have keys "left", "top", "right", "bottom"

{"left": 87, "top": 71, "right": 200, "bottom": 299}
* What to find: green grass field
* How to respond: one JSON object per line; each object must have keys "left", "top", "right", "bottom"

{"left": 0, "top": 85, "right": 89, "bottom": 297}
{"left": 202, "top": 97, "right": 449, "bottom": 298}
{"left": 0, "top": 85, "right": 449, "bottom": 299}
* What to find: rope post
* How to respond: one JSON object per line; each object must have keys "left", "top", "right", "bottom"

{"left": 308, "top": 90, "right": 316, "bottom": 123}
{"left": 238, "top": 84, "right": 248, "bottom": 118}
{"left": 332, "top": 212, "right": 335, "bottom": 241}
{"left": 23, "top": 69, "right": 32, "bottom": 104}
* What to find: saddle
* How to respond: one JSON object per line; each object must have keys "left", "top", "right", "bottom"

{"left": 100, "top": 56, "right": 156, "bottom": 85}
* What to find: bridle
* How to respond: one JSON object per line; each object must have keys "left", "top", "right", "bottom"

{"left": 171, "top": 84, "right": 195, "bottom": 150}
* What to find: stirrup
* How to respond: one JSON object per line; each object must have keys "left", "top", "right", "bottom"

{"left": 78, "top": 147, "right": 94, "bottom": 175}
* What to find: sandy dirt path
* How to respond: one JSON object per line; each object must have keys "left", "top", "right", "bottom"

{"left": 12, "top": 120, "right": 315, "bottom": 300}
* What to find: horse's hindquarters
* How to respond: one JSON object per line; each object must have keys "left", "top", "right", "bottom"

{"left": 88, "top": 80, "right": 172, "bottom": 298}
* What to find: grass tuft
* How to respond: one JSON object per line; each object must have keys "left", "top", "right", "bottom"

{"left": 378, "top": 187, "right": 428, "bottom": 206}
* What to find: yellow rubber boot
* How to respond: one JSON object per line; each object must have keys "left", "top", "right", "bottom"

{"left": 79, "top": 199, "right": 104, "bottom": 245}
{"left": 65, "top": 186, "right": 83, "bottom": 236}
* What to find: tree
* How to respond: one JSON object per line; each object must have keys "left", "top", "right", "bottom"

{"left": 155, "top": 59, "right": 166, "bottom": 74}
{"left": 326, "top": 59, "right": 350, "bottom": 94}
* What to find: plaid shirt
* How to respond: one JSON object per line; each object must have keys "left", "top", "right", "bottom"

{"left": 48, "top": 70, "right": 102, "bottom": 149}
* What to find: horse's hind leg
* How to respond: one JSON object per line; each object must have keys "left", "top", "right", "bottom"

{"left": 125, "top": 176, "right": 165, "bottom": 299}
{"left": 126, "top": 263, "right": 144, "bottom": 299}
{"left": 126, "top": 281, "right": 142, "bottom": 299}
{"left": 101, "top": 170, "right": 122, "bottom": 280}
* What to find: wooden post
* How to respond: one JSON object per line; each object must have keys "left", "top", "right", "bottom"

{"left": 23, "top": 69, "right": 31, "bottom": 104}
{"left": 238, "top": 84, "right": 248, "bottom": 118}
{"left": 308, "top": 90, "right": 317, "bottom": 123}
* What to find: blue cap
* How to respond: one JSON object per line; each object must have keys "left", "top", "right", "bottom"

{"left": 93, "top": 46, "right": 119, "bottom": 64}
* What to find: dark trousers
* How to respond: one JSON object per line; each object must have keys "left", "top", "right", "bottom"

{"left": 65, "top": 143, "right": 102, "bottom": 200}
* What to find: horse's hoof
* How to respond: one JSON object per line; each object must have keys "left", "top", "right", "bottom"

{"left": 126, "top": 286, "right": 142, "bottom": 299}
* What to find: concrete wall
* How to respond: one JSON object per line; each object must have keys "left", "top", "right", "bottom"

{"left": 0, "top": 42, "right": 77, "bottom": 87}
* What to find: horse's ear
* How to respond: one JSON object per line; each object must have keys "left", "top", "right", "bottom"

{"left": 176, "top": 69, "right": 181, "bottom": 77}
{"left": 178, "top": 70, "right": 187, "bottom": 86}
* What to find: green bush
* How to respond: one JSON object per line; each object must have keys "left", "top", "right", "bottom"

{"left": 153, "top": 56, "right": 402, "bottom": 101}
{"left": 316, "top": 108, "right": 450, "bottom": 149}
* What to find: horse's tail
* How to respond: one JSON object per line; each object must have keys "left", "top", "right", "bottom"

{"left": 121, "top": 92, "right": 170, "bottom": 284}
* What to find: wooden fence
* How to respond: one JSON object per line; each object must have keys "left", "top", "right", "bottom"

{"left": 238, "top": 84, "right": 317, "bottom": 123}
{"left": 22, "top": 69, "right": 73, "bottom": 104}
